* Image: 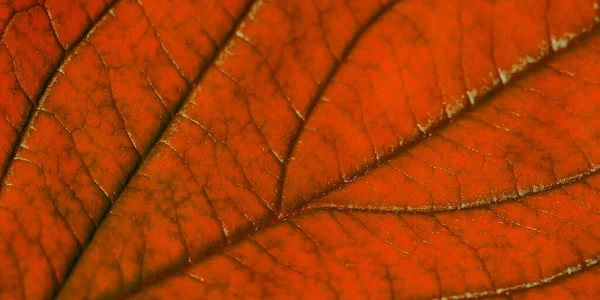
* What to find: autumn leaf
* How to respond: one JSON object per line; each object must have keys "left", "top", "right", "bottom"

{"left": 1, "top": 0, "right": 600, "bottom": 299}
{"left": 0, "top": 0, "right": 117, "bottom": 185}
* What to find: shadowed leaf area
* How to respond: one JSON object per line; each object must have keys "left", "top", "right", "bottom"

{"left": 1, "top": 0, "right": 600, "bottom": 299}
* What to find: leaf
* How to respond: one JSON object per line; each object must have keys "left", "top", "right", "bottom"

{"left": 0, "top": 0, "right": 116, "bottom": 182}
{"left": 1, "top": 0, "right": 600, "bottom": 299}
{"left": 0, "top": 0, "right": 250, "bottom": 297}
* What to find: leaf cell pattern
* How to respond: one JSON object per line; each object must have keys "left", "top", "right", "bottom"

{"left": 1, "top": 0, "right": 600, "bottom": 299}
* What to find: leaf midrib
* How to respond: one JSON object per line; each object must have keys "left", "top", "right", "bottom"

{"left": 127, "top": 19, "right": 600, "bottom": 298}
{"left": 297, "top": 26, "right": 600, "bottom": 215}
{"left": 50, "top": 0, "right": 259, "bottom": 296}
{"left": 0, "top": 1, "right": 121, "bottom": 183}
{"left": 120, "top": 0, "right": 405, "bottom": 296}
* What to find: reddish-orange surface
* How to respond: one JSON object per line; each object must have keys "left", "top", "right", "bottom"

{"left": 1, "top": 0, "right": 600, "bottom": 299}
{"left": 0, "top": 0, "right": 117, "bottom": 182}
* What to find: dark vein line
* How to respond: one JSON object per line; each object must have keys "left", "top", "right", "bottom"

{"left": 178, "top": 113, "right": 276, "bottom": 215}
{"left": 304, "top": 159, "right": 600, "bottom": 216}
{"left": 127, "top": 3, "right": 600, "bottom": 296}
{"left": 159, "top": 140, "right": 229, "bottom": 244}
{"left": 57, "top": 0, "right": 260, "bottom": 296}
{"left": 126, "top": 1, "right": 409, "bottom": 295}
{"left": 441, "top": 254, "right": 600, "bottom": 299}
{"left": 134, "top": 0, "right": 189, "bottom": 83}
{"left": 276, "top": 0, "right": 403, "bottom": 214}
{"left": 41, "top": 4, "right": 65, "bottom": 50}
{"left": 295, "top": 24, "right": 600, "bottom": 216}
{"left": 0, "top": 0, "right": 120, "bottom": 186}
{"left": 117, "top": 3, "right": 600, "bottom": 298}
{"left": 88, "top": 41, "right": 143, "bottom": 156}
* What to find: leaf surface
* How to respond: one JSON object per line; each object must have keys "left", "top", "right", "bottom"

{"left": 0, "top": 0, "right": 251, "bottom": 297}
{"left": 1, "top": 0, "right": 600, "bottom": 299}
{"left": 0, "top": 0, "right": 116, "bottom": 181}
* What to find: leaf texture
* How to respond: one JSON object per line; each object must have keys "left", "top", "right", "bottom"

{"left": 1, "top": 0, "right": 600, "bottom": 299}
{"left": 0, "top": 0, "right": 116, "bottom": 183}
{"left": 0, "top": 0, "right": 251, "bottom": 297}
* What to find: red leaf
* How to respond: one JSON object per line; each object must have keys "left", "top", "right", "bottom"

{"left": 0, "top": 0, "right": 115, "bottom": 180}
{"left": 1, "top": 0, "right": 600, "bottom": 299}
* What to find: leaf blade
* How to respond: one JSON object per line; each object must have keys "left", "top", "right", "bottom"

{"left": 59, "top": 0, "right": 600, "bottom": 298}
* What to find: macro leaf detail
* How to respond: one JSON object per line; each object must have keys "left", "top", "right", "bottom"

{"left": 1, "top": 0, "right": 600, "bottom": 299}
